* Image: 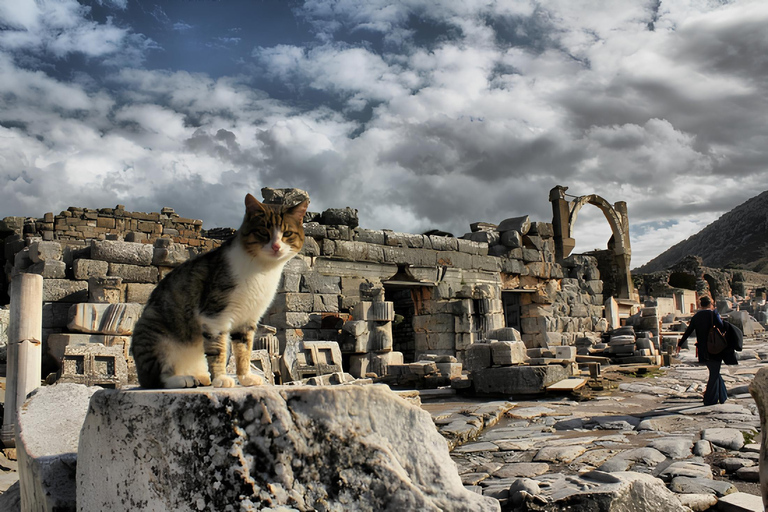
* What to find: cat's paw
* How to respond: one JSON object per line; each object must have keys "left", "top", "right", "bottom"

{"left": 238, "top": 373, "right": 263, "bottom": 387}
{"left": 196, "top": 374, "right": 212, "bottom": 386}
{"left": 164, "top": 375, "right": 201, "bottom": 389}
{"left": 212, "top": 375, "right": 236, "bottom": 388}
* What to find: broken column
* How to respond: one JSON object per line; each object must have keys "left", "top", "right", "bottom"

{"left": 343, "top": 297, "right": 402, "bottom": 378}
{"left": 2, "top": 273, "right": 43, "bottom": 448}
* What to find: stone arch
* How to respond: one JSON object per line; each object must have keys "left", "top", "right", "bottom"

{"left": 550, "top": 185, "right": 633, "bottom": 299}
{"left": 567, "top": 194, "right": 628, "bottom": 256}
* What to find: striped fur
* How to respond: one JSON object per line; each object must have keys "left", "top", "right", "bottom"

{"left": 130, "top": 194, "right": 308, "bottom": 389}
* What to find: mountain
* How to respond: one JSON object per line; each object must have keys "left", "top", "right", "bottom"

{"left": 634, "top": 190, "right": 768, "bottom": 274}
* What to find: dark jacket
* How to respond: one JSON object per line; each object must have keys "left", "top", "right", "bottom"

{"left": 679, "top": 309, "right": 737, "bottom": 365}
{"left": 725, "top": 321, "right": 743, "bottom": 352}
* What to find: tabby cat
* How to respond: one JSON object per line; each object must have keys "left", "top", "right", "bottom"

{"left": 131, "top": 193, "right": 308, "bottom": 389}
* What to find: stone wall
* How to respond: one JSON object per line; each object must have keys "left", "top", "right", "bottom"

{"left": 0, "top": 206, "right": 221, "bottom": 303}
{"left": 1, "top": 198, "right": 610, "bottom": 374}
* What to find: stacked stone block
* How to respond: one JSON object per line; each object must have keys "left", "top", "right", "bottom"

{"left": 2, "top": 192, "right": 615, "bottom": 383}
{"left": 341, "top": 299, "right": 404, "bottom": 379}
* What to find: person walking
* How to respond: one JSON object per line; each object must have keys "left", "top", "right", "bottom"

{"left": 676, "top": 296, "right": 737, "bottom": 405}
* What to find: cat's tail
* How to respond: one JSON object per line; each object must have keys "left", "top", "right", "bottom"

{"left": 130, "top": 317, "right": 165, "bottom": 389}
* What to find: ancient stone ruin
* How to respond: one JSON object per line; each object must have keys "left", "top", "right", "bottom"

{"left": 1, "top": 185, "right": 768, "bottom": 511}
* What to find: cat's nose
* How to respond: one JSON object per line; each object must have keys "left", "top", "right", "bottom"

{"left": 271, "top": 243, "right": 280, "bottom": 252}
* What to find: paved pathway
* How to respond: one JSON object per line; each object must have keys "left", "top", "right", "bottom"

{"left": 423, "top": 335, "right": 768, "bottom": 511}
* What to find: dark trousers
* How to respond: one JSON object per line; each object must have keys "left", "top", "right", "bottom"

{"left": 704, "top": 358, "right": 727, "bottom": 406}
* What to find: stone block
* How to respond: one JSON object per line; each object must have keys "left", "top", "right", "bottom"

{"left": 88, "top": 276, "right": 124, "bottom": 303}
{"left": 279, "top": 272, "right": 302, "bottom": 293}
{"left": 371, "top": 351, "right": 404, "bottom": 377}
{"left": 490, "top": 341, "right": 527, "bottom": 365}
{"left": 497, "top": 216, "right": 530, "bottom": 235}
{"left": 253, "top": 328, "right": 280, "bottom": 356}
{"left": 414, "top": 331, "right": 456, "bottom": 352}
{"left": 108, "top": 262, "right": 158, "bottom": 283}
{"left": 436, "top": 251, "right": 474, "bottom": 269}
{"left": 521, "top": 304, "right": 553, "bottom": 318}
{"left": 436, "top": 362, "right": 462, "bottom": 379}
{"left": 349, "top": 353, "right": 371, "bottom": 378}
{"left": 151, "top": 242, "right": 191, "bottom": 267}
{"left": 528, "top": 222, "right": 553, "bottom": 237}
{"left": 455, "top": 332, "right": 475, "bottom": 351}
{"left": 477, "top": 298, "right": 503, "bottom": 314}
{"left": 73, "top": 259, "right": 109, "bottom": 280}
{"left": 125, "top": 283, "right": 155, "bottom": 304}
{"left": 555, "top": 346, "right": 576, "bottom": 361}
{"left": 67, "top": 303, "right": 143, "bottom": 335}
{"left": 300, "top": 273, "right": 341, "bottom": 294}
{"left": 371, "top": 322, "right": 393, "bottom": 353}
{"left": 351, "top": 229, "right": 383, "bottom": 246}
{"left": 42, "top": 302, "right": 71, "bottom": 328}
{"left": 17, "top": 383, "right": 99, "bottom": 512}
{"left": 324, "top": 240, "right": 384, "bottom": 262}
{"left": 522, "top": 248, "right": 542, "bottom": 262}
{"left": 43, "top": 279, "right": 89, "bottom": 303}
{"left": 47, "top": 333, "right": 130, "bottom": 364}
{"left": 464, "top": 343, "right": 492, "bottom": 372}
{"left": 313, "top": 294, "right": 339, "bottom": 313}
{"left": 408, "top": 361, "right": 437, "bottom": 375}
{"left": 28, "top": 240, "right": 62, "bottom": 263}
{"left": 28, "top": 259, "right": 67, "bottom": 278}
{"left": 342, "top": 319, "right": 369, "bottom": 337}
{"left": 369, "top": 301, "right": 395, "bottom": 321}
{"left": 351, "top": 301, "right": 372, "bottom": 321}
{"left": 381, "top": 246, "right": 437, "bottom": 267}
{"left": 281, "top": 340, "right": 343, "bottom": 382}
{"left": 525, "top": 262, "right": 549, "bottom": 278}
{"left": 59, "top": 344, "right": 128, "bottom": 388}
{"left": 456, "top": 239, "right": 488, "bottom": 256}
{"left": 471, "top": 255, "right": 502, "bottom": 272}
{"left": 76, "top": 386, "right": 499, "bottom": 512}
{"left": 273, "top": 292, "right": 314, "bottom": 312}
{"left": 521, "top": 316, "right": 548, "bottom": 335}
{"left": 91, "top": 240, "right": 153, "bottom": 266}
{"left": 428, "top": 235, "right": 459, "bottom": 251}
{"left": 473, "top": 364, "right": 574, "bottom": 395}
{"left": 488, "top": 327, "right": 522, "bottom": 341}
{"left": 413, "top": 314, "right": 455, "bottom": 333}
{"left": 500, "top": 230, "right": 523, "bottom": 248}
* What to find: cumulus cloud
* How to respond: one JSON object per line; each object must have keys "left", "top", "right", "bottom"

{"left": 1, "top": 0, "right": 768, "bottom": 268}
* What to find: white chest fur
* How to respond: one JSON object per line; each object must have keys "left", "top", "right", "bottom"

{"left": 200, "top": 243, "right": 289, "bottom": 333}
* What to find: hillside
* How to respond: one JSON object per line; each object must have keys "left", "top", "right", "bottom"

{"left": 635, "top": 190, "right": 768, "bottom": 274}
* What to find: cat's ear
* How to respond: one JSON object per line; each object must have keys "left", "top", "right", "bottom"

{"left": 286, "top": 200, "right": 309, "bottom": 222}
{"left": 244, "top": 193, "right": 265, "bottom": 216}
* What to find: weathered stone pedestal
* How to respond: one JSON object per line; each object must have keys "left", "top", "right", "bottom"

{"left": 748, "top": 366, "right": 768, "bottom": 510}
{"left": 472, "top": 364, "right": 574, "bottom": 395}
{"left": 77, "top": 385, "right": 500, "bottom": 512}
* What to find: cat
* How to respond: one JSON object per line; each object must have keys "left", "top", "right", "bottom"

{"left": 130, "top": 193, "right": 308, "bottom": 389}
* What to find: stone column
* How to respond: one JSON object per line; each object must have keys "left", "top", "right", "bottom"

{"left": 748, "top": 366, "right": 768, "bottom": 510}
{"left": 1, "top": 273, "right": 43, "bottom": 448}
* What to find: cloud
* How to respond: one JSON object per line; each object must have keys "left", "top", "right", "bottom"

{"left": 1, "top": 0, "right": 768, "bottom": 271}
{"left": 0, "top": 0, "right": 155, "bottom": 65}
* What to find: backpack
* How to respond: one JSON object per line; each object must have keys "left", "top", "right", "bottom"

{"left": 706, "top": 311, "right": 728, "bottom": 355}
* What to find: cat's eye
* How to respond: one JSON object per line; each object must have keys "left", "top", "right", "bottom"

{"left": 283, "top": 231, "right": 294, "bottom": 237}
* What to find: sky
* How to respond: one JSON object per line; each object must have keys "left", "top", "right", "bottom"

{"left": 1, "top": 0, "right": 767, "bottom": 269}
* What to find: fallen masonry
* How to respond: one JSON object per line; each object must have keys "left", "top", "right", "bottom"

{"left": 17, "top": 383, "right": 500, "bottom": 512}
{"left": 2, "top": 185, "right": 768, "bottom": 510}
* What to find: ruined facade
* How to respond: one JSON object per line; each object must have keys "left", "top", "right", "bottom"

{"left": 0, "top": 187, "right": 625, "bottom": 381}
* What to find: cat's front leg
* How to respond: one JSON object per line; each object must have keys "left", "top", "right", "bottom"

{"left": 203, "top": 330, "right": 235, "bottom": 388}
{"left": 232, "top": 325, "right": 263, "bottom": 387}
